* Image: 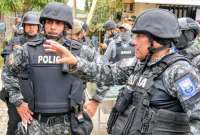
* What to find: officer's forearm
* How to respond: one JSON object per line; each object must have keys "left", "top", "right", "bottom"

{"left": 70, "top": 56, "right": 129, "bottom": 86}
{"left": 76, "top": 57, "right": 116, "bottom": 83}
{"left": 8, "top": 90, "right": 24, "bottom": 106}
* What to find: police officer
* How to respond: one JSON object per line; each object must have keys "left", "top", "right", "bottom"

{"left": 44, "top": 9, "right": 200, "bottom": 135}
{"left": 2, "top": 2, "right": 92, "bottom": 135}
{"left": 103, "top": 23, "right": 134, "bottom": 64}
{"left": 20, "top": 11, "right": 41, "bottom": 40}
{"left": 1, "top": 11, "right": 41, "bottom": 135}
{"left": 66, "top": 19, "right": 91, "bottom": 47}
{"left": 1, "top": 11, "right": 41, "bottom": 62}
{"left": 80, "top": 22, "right": 93, "bottom": 47}
{"left": 12, "top": 16, "right": 23, "bottom": 36}
{"left": 176, "top": 17, "right": 200, "bottom": 69}
{"left": 118, "top": 23, "right": 132, "bottom": 46}
{"left": 65, "top": 19, "right": 98, "bottom": 65}
{"left": 95, "top": 22, "right": 134, "bottom": 118}
{"left": 103, "top": 20, "right": 118, "bottom": 46}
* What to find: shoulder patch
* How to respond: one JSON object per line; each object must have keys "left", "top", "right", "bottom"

{"left": 176, "top": 74, "right": 197, "bottom": 100}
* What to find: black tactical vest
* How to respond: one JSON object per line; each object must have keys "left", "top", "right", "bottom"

{"left": 108, "top": 53, "right": 190, "bottom": 135}
{"left": 26, "top": 40, "right": 82, "bottom": 113}
{"left": 111, "top": 42, "right": 134, "bottom": 63}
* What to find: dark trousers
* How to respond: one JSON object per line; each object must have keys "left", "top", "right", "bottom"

{"left": 6, "top": 102, "right": 20, "bottom": 135}
{"left": 0, "top": 88, "right": 20, "bottom": 135}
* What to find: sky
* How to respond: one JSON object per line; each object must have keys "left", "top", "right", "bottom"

{"left": 67, "top": 0, "right": 86, "bottom": 10}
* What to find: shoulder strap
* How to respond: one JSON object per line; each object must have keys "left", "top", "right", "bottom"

{"left": 153, "top": 53, "right": 190, "bottom": 78}
{"left": 161, "top": 53, "right": 189, "bottom": 65}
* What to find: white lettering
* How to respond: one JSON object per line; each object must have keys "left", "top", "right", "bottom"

{"left": 121, "top": 51, "right": 132, "bottom": 55}
{"left": 43, "top": 56, "right": 48, "bottom": 64}
{"left": 49, "top": 56, "right": 53, "bottom": 64}
{"left": 37, "top": 56, "right": 60, "bottom": 64}
{"left": 127, "top": 75, "right": 147, "bottom": 88}
{"left": 38, "top": 56, "right": 43, "bottom": 63}
{"left": 137, "top": 78, "right": 147, "bottom": 88}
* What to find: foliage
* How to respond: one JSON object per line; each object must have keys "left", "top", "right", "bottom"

{"left": 85, "top": 0, "right": 93, "bottom": 12}
{"left": 88, "top": 0, "right": 123, "bottom": 32}
{"left": 0, "top": 0, "right": 68, "bottom": 14}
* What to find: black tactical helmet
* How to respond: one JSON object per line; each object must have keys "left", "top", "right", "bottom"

{"left": 176, "top": 17, "right": 200, "bottom": 49}
{"left": 40, "top": 2, "right": 73, "bottom": 29}
{"left": 103, "top": 20, "right": 117, "bottom": 30}
{"left": 178, "top": 17, "right": 199, "bottom": 38}
{"left": 132, "top": 9, "right": 181, "bottom": 39}
{"left": 22, "top": 11, "right": 40, "bottom": 25}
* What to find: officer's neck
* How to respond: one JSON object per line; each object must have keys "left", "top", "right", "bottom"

{"left": 151, "top": 48, "right": 170, "bottom": 62}
{"left": 25, "top": 34, "right": 37, "bottom": 40}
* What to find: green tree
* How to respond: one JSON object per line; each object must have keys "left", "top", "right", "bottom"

{"left": 89, "top": 0, "right": 123, "bottom": 31}
{"left": 0, "top": 0, "right": 68, "bottom": 14}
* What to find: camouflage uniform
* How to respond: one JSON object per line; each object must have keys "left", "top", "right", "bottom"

{"left": 68, "top": 9, "right": 200, "bottom": 135}
{"left": 104, "top": 33, "right": 113, "bottom": 46}
{"left": 66, "top": 37, "right": 107, "bottom": 102}
{"left": 178, "top": 45, "right": 200, "bottom": 69}
{"left": 175, "top": 17, "right": 200, "bottom": 70}
{"left": 2, "top": 37, "right": 87, "bottom": 135}
{"left": 103, "top": 20, "right": 117, "bottom": 46}
{"left": 103, "top": 31, "right": 132, "bottom": 64}
{"left": 15, "top": 117, "right": 71, "bottom": 135}
{"left": 193, "top": 38, "right": 200, "bottom": 48}
{"left": 2, "top": 2, "right": 93, "bottom": 135}
{"left": 80, "top": 46, "right": 107, "bottom": 102}
{"left": 1, "top": 23, "right": 42, "bottom": 135}
{"left": 71, "top": 50, "right": 200, "bottom": 134}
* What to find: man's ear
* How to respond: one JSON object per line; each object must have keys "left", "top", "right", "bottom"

{"left": 152, "top": 40, "right": 161, "bottom": 48}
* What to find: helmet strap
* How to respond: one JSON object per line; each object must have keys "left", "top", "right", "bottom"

{"left": 147, "top": 34, "right": 171, "bottom": 54}
{"left": 148, "top": 45, "right": 170, "bottom": 54}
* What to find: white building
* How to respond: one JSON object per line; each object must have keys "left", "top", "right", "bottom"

{"left": 123, "top": 0, "right": 200, "bottom": 20}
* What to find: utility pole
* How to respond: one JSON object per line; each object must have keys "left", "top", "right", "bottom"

{"left": 87, "top": 0, "right": 97, "bottom": 24}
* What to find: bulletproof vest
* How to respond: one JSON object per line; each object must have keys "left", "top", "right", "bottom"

{"left": 26, "top": 39, "right": 83, "bottom": 113}
{"left": 111, "top": 42, "right": 134, "bottom": 63}
{"left": 109, "top": 53, "right": 190, "bottom": 135}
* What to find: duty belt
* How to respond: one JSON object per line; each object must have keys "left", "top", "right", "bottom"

{"left": 33, "top": 113, "right": 70, "bottom": 126}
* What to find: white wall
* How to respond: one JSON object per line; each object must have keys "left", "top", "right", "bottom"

{"left": 135, "top": 0, "right": 200, "bottom": 6}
